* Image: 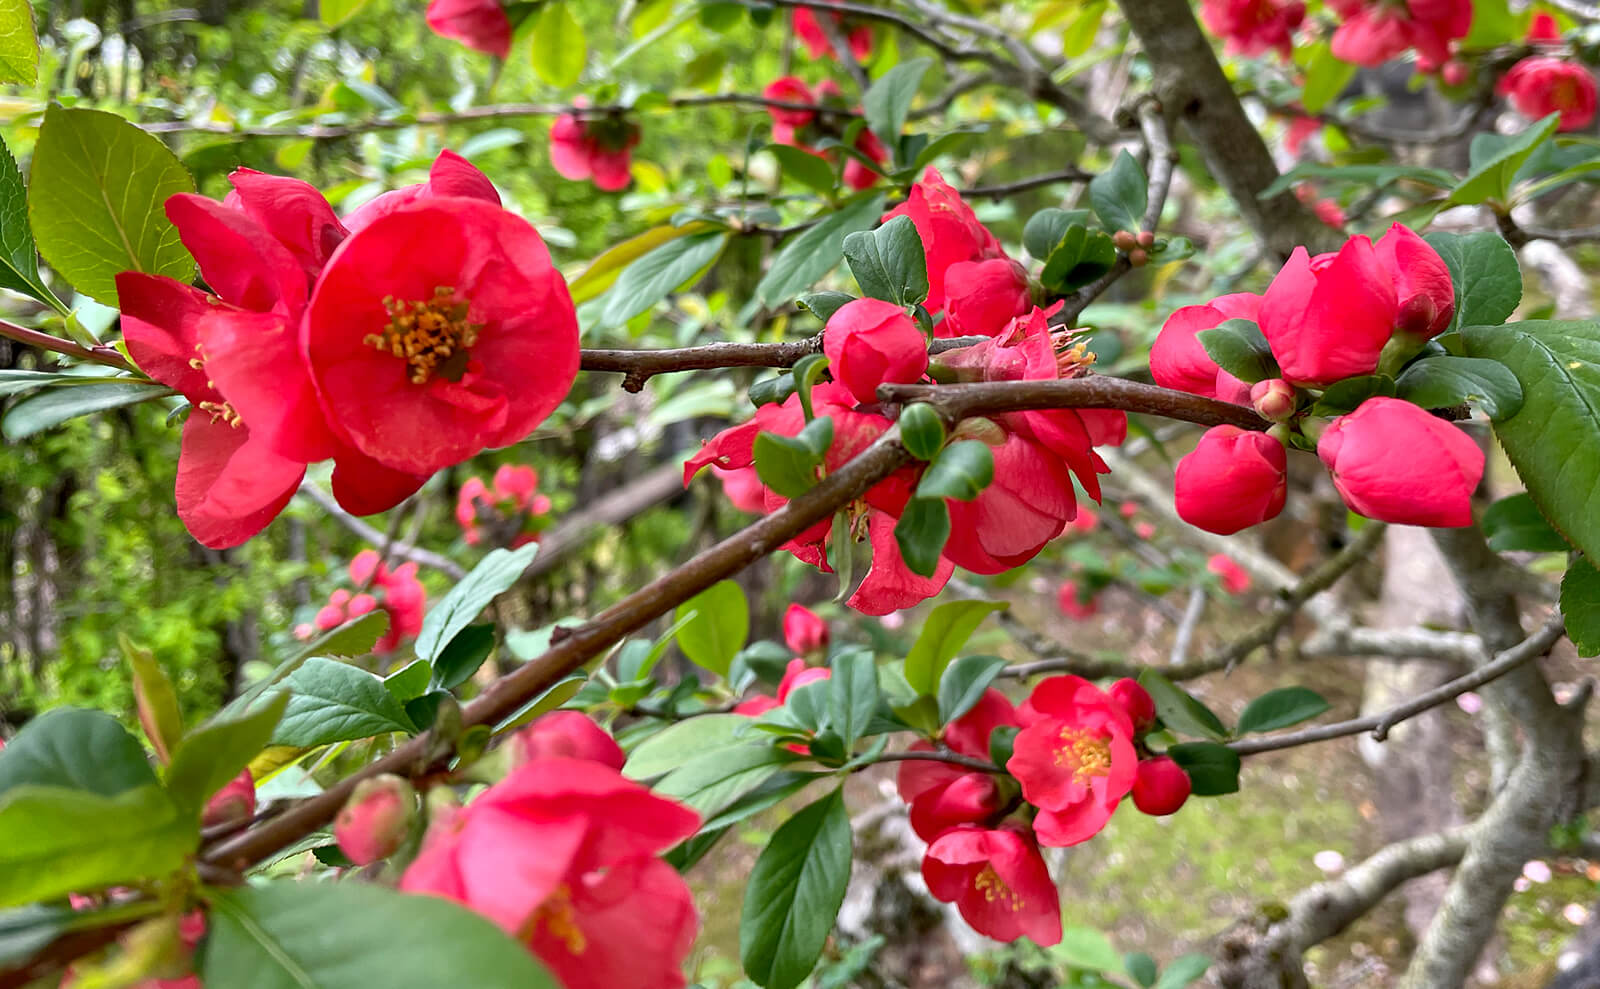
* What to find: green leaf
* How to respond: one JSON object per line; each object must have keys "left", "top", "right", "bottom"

{"left": 904, "top": 599, "right": 1007, "bottom": 696}
{"left": 674, "top": 579, "right": 749, "bottom": 677}
{"left": 1088, "top": 149, "right": 1147, "bottom": 234}
{"left": 893, "top": 496, "right": 950, "bottom": 579}
{"left": 599, "top": 229, "right": 728, "bottom": 328}
{"left": 1300, "top": 41, "right": 1357, "bottom": 114}
{"left": 624, "top": 713, "right": 748, "bottom": 780}
{"left": 2, "top": 380, "right": 173, "bottom": 440}
{"left": 531, "top": 1, "right": 586, "bottom": 86}
{"left": 1153, "top": 954, "right": 1212, "bottom": 989}
{"left": 798, "top": 291, "right": 855, "bottom": 323}
{"left": 125, "top": 636, "right": 183, "bottom": 762}
{"left": 916, "top": 439, "right": 993, "bottom": 501}
{"left": 827, "top": 647, "right": 879, "bottom": 750}
{"left": 319, "top": 0, "right": 372, "bottom": 27}
{"left": 755, "top": 417, "right": 833, "bottom": 498}
{"left": 203, "top": 881, "right": 560, "bottom": 989}
{"left": 1166, "top": 742, "right": 1241, "bottom": 796}
{"left": 1059, "top": 0, "right": 1107, "bottom": 57}
{"left": 570, "top": 223, "right": 720, "bottom": 304}
{"left": 1039, "top": 224, "right": 1117, "bottom": 292}
{"left": 768, "top": 144, "right": 837, "bottom": 195}
{"left": 269, "top": 658, "right": 417, "bottom": 746}
{"left": 165, "top": 693, "right": 288, "bottom": 815}
{"left": 0, "top": 0, "right": 35, "bottom": 85}
{"left": 429, "top": 623, "right": 496, "bottom": 692}
{"left": 936, "top": 654, "right": 1008, "bottom": 726}
{"left": 0, "top": 784, "right": 195, "bottom": 908}
{"left": 862, "top": 57, "right": 932, "bottom": 145}
{"left": 1311, "top": 373, "right": 1395, "bottom": 417}
{"left": 1482, "top": 492, "right": 1570, "bottom": 553}
{"left": 1450, "top": 113, "right": 1559, "bottom": 205}
{"left": 756, "top": 193, "right": 886, "bottom": 307}
{"left": 842, "top": 215, "right": 928, "bottom": 307}
{"left": 1561, "top": 557, "right": 1600, "bottom": 657}
{"left": 1022, "top": 207, "right": 1090, "bottom": 261}
{"left": 0, "top": 903, "right": 75, "bottom": 967}
{"left": 1054, "top": 925, "right": 1123, "bottom": 973}
{"left": 29, "top": 105, "right": 196, "bottom": 304}
{"left": 415, "top": 543, "right": 539, "bottom": 662}
{"left": 655, "top": 743, "right": 794, "bottom": 816}
{"left": 1236, "top": 687, "right": 1330, "bottom": 734}
{"left": 1423, "top": 231, "right": 1521, "bottom": 334}
{"left": 0, "top": 136, "right": 52, "bottom": 307}
{"left": 1395, "top": 355, "right": 1523, "bottom": 419}
{"left": 1196, "top": 319, "right": 1279, "bottom": 384}
{"left": 898, "top": 403, "right": 946, "bottom": 460}
{"left": 1126, "top": 952, "right": 1159, "bottom": 988}
{"left": 0, "top": 708, "right": 157, "bottom": 799}
{"left": 1259, "top": 163, "right": 1456, "bottom": 200}
{"left": 1138, "top": 670, "right": 1228, "bottom": 741}
{"left": 1460, "top": 320, "right": 1600, "bottom": 565}
{"left": 740, "top": 788, "right": 853, "bottom": 989}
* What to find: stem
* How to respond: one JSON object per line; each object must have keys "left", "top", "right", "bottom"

{"left": 880, "top": 376, "right": 1271, "bottom": 431}
{"left": 0, "top": 318, "right": 135, "bottom": 372}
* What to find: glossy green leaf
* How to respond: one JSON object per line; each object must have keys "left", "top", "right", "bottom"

{"left": 29, "top": 105, "right": 195, "bottom": 303}
{"left": 125, "top": 636, "right": 183, "bottom": 762}
{"left": 165, "top": 693, "right": 287, "bottom": 815}
{"left": 1300, "top": 41, "right": 1356, "bottom": 114}
{"left": 1482, "top": 492, "right": 1570, "bottom": 553}
{"left": 1138, "top": 670, "right": 1228, "bottom": 741}
{"left": 1311, "top": 373, "right": 1395, "bottom": 417}
{"left": 0, "top": 0, "right": 35, "bottom": 85}
{"left": 1450, "top": 113, "right": 1559, "bottom": 205}
{"left": 654, "top": 743, "right": 794, "bottom": 816}
{"left": 1236, "top": 687, "right": 1330, "bottom": 734}
{"left": 599, "top": 229, "right": 728, "bottom": 328}
{"left": 904, "top": 599, "right": 1006, "bottom": 695}
{"left": 1423, "top": 231, "right": 1521, "bottom": 333}
{"left": 862, "top": 57, "right": 932, "bottom": 145}
{"left": 1126, "top": 952, "right": 1158, "bottom": 988}
{"left": 0, "top": 708, "right": 156, "bottom": 799}
{"left": 415, "top": 543, "right": 539, "bottom": 662}
{"left": 1562, "top": 557, "right": 1600, "bottom": 658}
{"left": 203, "top": 881, "right": 560, "bottom": 989}
{"left": 531, "top": 2, "right": 586, "bottom": 87}
{"left": 893, "top": 497, "right": 950, "bottom": 578}
{"left": 740, "top": 788, "right": 853, "bottom": 989}
{"left": 827, "top": 647, "right": 879, "bottom": 750}
{"left": 569, "top": 223, "right": 719, "bottom": 304}
{"left": 898, "top": 403, "right": 946, "bottom": 460}
{"left": 2, "top": 380, "right": 173, "bottom": 440}
{"left": 755, "top": 417, "right": 833, "bottom": 498}
{"left": 429, "top": 623, "right": 496, "bottom": 692}
{"left": 1196, "top": 319, "right": 1279, "bottom": 384}
{"left": 269, "top": 658, "right": 417, "bottom": 746}
{"left": 674, "top": 579, "right": 749, "bottom": 677}
{"left": 0, "top": 135, "right": 52, "bottom": 307}
{"left": 756, "top": 193, "right": 886, "bottom": 306}
{"left": 768, "top": 144, "right": 837, "bottom": 194}
{"left": 1040, "top": 223, "right": 1117, "bottom": 292}
{"left": 1166, "top": 742, "right": 1241, "bottom": 796}
{"left": 1395, "top": 355, "right": 1522, "bottom": 419}
{"left": 936, "top": 654, "right": 1008, "bottom": 726}
{"left": 1022, "top": 207, "right": 1091, "bottom": 261}
{"left": 624, "top": 713, "right": 749, "bottom": 780}
{"left": 842, "top": 214, "right": 928, "bottom": 307}
{"left": 1088, "top": 149, "right": 1147, "bottom": 234}
{"left": 797, "top": 291, "right": 854, "bottom": 323}
{"left": 916, "top": 439, "right": 993, "bottom": 501}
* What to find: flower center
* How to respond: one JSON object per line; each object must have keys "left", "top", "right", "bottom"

{"left": 1053, "top": 726, "right": 1112, "bottom": 784}
{"left": 525, "top": 883, "right": 587, "bottom": 955}
{"left": 973, "top": 864, "right": 1023, "bottom": 912}
{"left": 1051, "top": 329, "right": 1097, "bottom": 377}
{"left": 187, "top": 350, "right": 242, "bottom": 427}
{"left": 365, "top": 286, "right": 482, "bottom": 385}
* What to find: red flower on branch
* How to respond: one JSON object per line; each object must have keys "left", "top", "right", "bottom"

{"left": 549, "top": 113, "right": 641, "bottom": 192}
{"left": 896, "top": 689, "right": 1016, "bottom": 841}
{"left": 1499, "top": 57, "right": 1599, "bottom": 132}
{"left": 1199, "top": 0, "right": 1305, "bottom": 57}
{"left": 457, "top": 465, "right": 554, "bottom": 547}
{"left": 344, "top": 149, "right": 501, "bottom": 234}
{"left": 792, "top": 2, "right": 873, "bottom": 62}
{"left": 1149, "top": 293, "right": 1261, "bottom": 403}
{"left": 1258, "top": 237, "right": 1398, "bottom": 386}
{"left": 882, "top": 168, "right": 1007, "bottom": 313}
{"left": 1328, "top": 0, "right": 1471, "bottom": 69}
{"left": 940, "top": 258, "right": 1034, "bottom": 339}
{"left": 823, "top": 297, "right": 929, "bottom": 403}
{"left": 1008, "top": 675, "right": 1138, "bottom": 846}
{"left": 1173, "top": 426, "right": 1288, "bottom": 535}
{"left": 1317, "top": 397, "right": 1483, "bottom": 527}
{"left": 426, "top": 0, "right": 513, "bottom": 58}
{"left": 783, "top": 603, "right": 830, "bottom": 656}
{"left": 923, "top": 824, "right": 1062, "bottom": 945}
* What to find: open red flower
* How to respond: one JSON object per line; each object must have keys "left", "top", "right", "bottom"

{"left": 345, "top": 150, "right": 501, "bottom": 235}
{"left": 897, "top": 689, "right": 1015, "bottom": 840}
{"left": 302, "top": 198, "right": 578, "bottom": 477}
{"left": 1317, "top": 397, "right": 1483, "bottom": 527}
{"left": 1328, "top": 0, "right": 1471, "bottom": 68}
{"left": 923, "top": 824, "right": 1062, "bottom": 945}
{"left": 783, "top": 603, "right": 829, "bottom": 656}
{"left": 525, "top": 855, "right": 699, "bottom": 989}
{"left": 550, "top": 113, "right": 641, "bottom": 192}
{"left": 763, "top": 76, "right": 817, "bottom": 128}
{"left": 1499, "top": 57, "right": 1599, "bottom": 132}
{"left": 1258, "top": 238, "right": 1397, "bottom": 386}
{"left": 882, "top": 168, "right": 1007, "bottom": 313}
{"left": 793, "top": 2, "right": 873, "bottom": 62}
{"left": 1008, "top": 675, "right": 1137, "bottom": 846}
{"left": 426, "top": 0, "right": 513, "bottom": 58}
{"left": 1199, "top": 0, "right": 1305, "bottom": 57}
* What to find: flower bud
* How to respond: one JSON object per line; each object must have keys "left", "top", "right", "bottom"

{"left": 1173, "top": 426, "right": 1288, "bottom": 535}
{"left": 512, "top": 711, "right": 626, "bottom": 770}
{"left": 1131, "top": 757, "right": 1191, "bottom": 816}
{"left": 347, "top": 593, "right": 378, "bottom": 618}
{"left": 1441, "top": 60, "right": 1470, "bottom": 86}
{"left": 334, "top": 774, "right": 417, "bottom": 866}
{"left": 782, "top": 603, "right": 830, "bottom": 656}
{"left": 1137, "top": 231, "right": 1155, "bottom": 249}
{"left": 822, "top": 298, "right": 929, "bottom": 404}
{"left": 1112, "top": 230, "right": 1138, "bottom": 252}
{"left": 1374, "top": 224, "right": 1454, "bottom": 341}
{"left": 1206, "top": 553, "right": 1252, "bottom": 594}
{"left": 1150, "top": 301, "right": 1256, "bottom": 403}
{"left": 1258, "top": 239, "right": 1397, "bottom": 386}
{"left": 1250, "top": 378, "right": 1296, "bottom": 422}
{"left": 940, "top": 258, "right": 1032, "bottom": 338}
{"left": 202, "top": 770, "right": 256, "bottom": 828}
{"left": 1129, "top": 248, "right": 1149, "bottom": 267}
{"left": 1108, "top": 678, "right": 1156, "bottom": 734}
{"left": 1317, "top": 397, "right": 1483, "bottom": 527}
{"left": 907, "top": 772, "right": 1005, "bottom": 841}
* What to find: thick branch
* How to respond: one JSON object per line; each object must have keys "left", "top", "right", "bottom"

{"left": 880, "top": 376, "right": 1271, "bottom": 431}
{"left": 581, "top": 336, "right": 822, "bottom": 392}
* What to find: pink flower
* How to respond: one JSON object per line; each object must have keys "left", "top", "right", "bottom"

{"left": 1258, "top": 238, "right": 1397, "bottom": 386}
{"left": 337, "top": 550, "right": 428, "bottom": 652}
{"left": 1008, "top": 676, "right": 1137, "bottom": 846}
{"left": 201, "top": 770, "right": 255, "bottom": 828}
{"left": 1056, "top": 580, "right": 1099, "bottom": 620}
{"left": 940, "top": 259, "right": 1033, "bottom": 338}
{"left": 896, "top": 690, "right": 1015, "bottom": 840}
{"left": 1200, "top": 0, "right": 1306, "bottom": 57}
{"left": 843, "top": 127, "right": 889, "bottom": 192}
{"left": 1374, "top": 223, "right": 1455, "bottom": 340}
{"left": 793, "top": 2, "right": 873, "bottom": 62}
{"left": 335, "top": 774, "right": 417, "bottom": 866}
{"left": 732, "top": 659, "right": 832, "bottom": 751}
{"left": 822, "top": 298, "right": 929, "bottom": 403}
{"left": 1173, "top": 426, "right": 1287, "bottom": 535}
{"left": 923, "top": 824, "right": 1062, "bottom": 945}
{"left": 1528, "top": 11, "right": 1562, "bottom": 41}
{"left": 458, "top": 465, "right": 552, "bottom": 547}
{"left": 1107, "top": 679, "right": 1156, "bottom": 734}
{"left": 426, "top": 0, "right": 513, "bottom": 58}
{"left": 1130, "top": 756, "right": 1192, "bottom": 816}
{"left": 1284, "top": 115, "right": 1322, "bottom": 157}
{"left": 511, "top": 712, "right": 626, "bottom": 771}
{"left": 783, "top": 603, "right": 830, "bottom": 656}
{"left": 549, "top": 113, "right": 641, "bottom": 192}
{"left": 763, "top": 76, "right": 817, "bottom": 128}
{"left": 882, "top": 168, "right": 1007, "bottom": 313}
{"left": 1207, "top": 554, "right": 1252, "bottom": 594}
{"left": 1149, "top": 294, "right": 1261, "bottom": 402}
{"left": 1328, "top": 0, "right": 1472, "bottom": 68}
{"left": 1317, "top": 397, "right": 1483, "bottom": 527}
{"left": 1499, "top": 57, "right": 1599, "bottom": 132}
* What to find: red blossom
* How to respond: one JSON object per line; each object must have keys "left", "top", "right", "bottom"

{"left": 335, "top": 774, "right": 416, "bottom": 866}
{"left": 1258, "top": 238, "right": 1397, "bottom": 386}
{"left": 1373, "top": 222, "right": 1455, "bottom": 340}
{"left": 1009, "top": 676, "right": 1138, "bottom": 846}
{"left": 426, "top": 0, "right": 513, "bottom": 58}
{"left": 922, "top": 824, "right": 1062, "bottom": 945}
{"left": 1207, "top": 554, "right": 1253, "bottom": 594}
{"left": 783, "top": 603, "right": 830, "bottom": 656}
{"left": 511, "top": 712, "right": 626, "bottom": 771}
{"left": 1107, "top": 679, "right": 1156, "bottom": 734}
{"left": 1199, "top": 0, "right": 1305, "bottom": 57}
{"left": 457, "top": 465, "right": 552, "bottom": 547}
{"left": 1499, "top": 57, "right": 1599, "bottom": 132}
{"left": 201, "top": 770, "right": 255, "bottom": 829}
{"left": 896, "top": 690, "right": 1017, "bottom": 840}
{"left": 1149, "top": 295, "right": 1261, "bottom": 402}
{"left": 1131, "top": 756, "right": 1192, "bottom": 816}
{"left": 843, "top": 127, "right": 889, "bottom": 191}
{"left": 763, "top": 76, "right": 818, "bottom": 127}
{"left": 940, "top": 258, "right": 1034, "bottom": 338}
{"left": 792, "top": 2, "right": 873, "bottom": 62}
{"left": 344, "top": 149, "right": 501, "bottom": 235}
{"left": 822, "top": 297, "right": 929, "bottom": 403}
{"left": 1317, "top": 397, "right": 1483, "bottom": 527}
{"left": 882, "top": 168, "right": 1007, "bottom": 313}
{"left": 1328, "top": 0, "right": 1471, "bottom": 68}
{"left": 1056, "top": 580, "right": 1099, "bottom": 620}
{"left": 549, "top": 113, "right": 640, "bottom": 192}
{"left": 1173, "top": 426, "right": 1288, "bottom": 535}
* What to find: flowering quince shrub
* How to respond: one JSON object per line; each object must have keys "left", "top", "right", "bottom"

{"left": 5, "top": 3, "right": 1600, "bottom": 989}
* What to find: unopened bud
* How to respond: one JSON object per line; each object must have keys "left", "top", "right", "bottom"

{"left": 1395, "top": 294, "right": 1440, "bottom": 338}
{"left": 783, "top": 603, "right": 830, "bottom": 657}
{"left": 334, "top": 774, "right": 417, "bottom": 866}
{"left": 1112, "top": 230, "right": 1138, "bottom": 252}
{"left": 1250, "top": 378, "right": 1297, "bottom": 422}
{"left": 1131, "top": 756, "right": 1192, "bottom": 815}
{"left": 1129, "top": 248, "right": 1149, "bottom": 267}
{"left": 202, "top": 770, "right": 256, "bottom": 829}
{"left": 1136, "top": 230, "right": 1155, "bottom": 249}
{"left": 1108, "top": 678, "right": 1157, "bottom": 733}
{"left": 1441, "top": 60, "right": 1469, "bottom": 87}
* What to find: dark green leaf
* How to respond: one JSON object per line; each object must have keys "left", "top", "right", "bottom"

{"left": 757, "top": 193, "right": 886, "bottom": 306}
{"left": 904, "top": 599, "right": 1006, "bottom": 695}
{"left": 1125, "top": 952, "right": 1158, "bottom": 988}
{"left": 893, "top": 496, "right": 950, "bottom": 578}
{"left": 1166, "top": 742, "right": 1241, "bottom": 796}
{"left": 1196, "top": 319, "right": 1279, "bottom": 384}
{"left": 429, "top": 623, "right": 496, "bottom": 692}
{"left": 1482, "top": 492, "right": 1570, "bottom": 553}
{"left": 827, "top": 647, "right": 879, "bottom": 750}
{"left": 654, "top": 743, "right": 794, "bottom": 816}
{"left": 1311, "top": 374, "right": 1395, "bottom": 416}
{"left": 1153, "top": 954, "right": 1212, "bottom": 989}
{"left": 269, "top": 658, "right": 417, "bottom": 746}
{"left": 1395, "top": 355, "right": 1523, "bottom": 419}
{"left": 29, "top": 105, "right": 196, "bottom": 304}
{"left": 755, "top": 427, "right": 826, "bottom": 498}
{"left": 1088, "top": 149, "right": 1147, "bottom": 234}
{"left": 798, "top": 291, "right": 855, "bottom": 323}
{"left": 842, "top": 215, "right": 928, "bottom": 307}
{"left": 768, "top": 144, "right": 837, "bottom": 194}
{"left": 898, "top": 402, "right": 946, "bottom": 460}
{"left": 937, "top": 654, "right": 1008, "bottom": 726}
{"left": 2, "top": 381, "right": 174, "bottom": 440}
{"left": 740, "top": 789, "right": 853, "bottom": 989}
{"left": 1450, "top": 113, "right": 1559, "bottom": 205}
{"left": 1300, "top": 41, "right": 1356, "bottom": 114}
{"left": 862, "top": 57, "right": 932, "bottom": 145}
{"left": 599, "top": 230, "right": 728, "bottom": 328}
{"left": 1022, "top": 207, "right": 1091, "bottom": 261}
{"left": 165, "top": 692, "right": 287, "bottom": 815}
{"left": 750, "top": 372, "right": 797, "bottom": 407}
{"left": 1040, "top": 224, "right": 1116, "bottom": 292}
{"left": 0, "top": 708, "right": 156, "bottom": 799}
{"left": 1562, "top": 557, "right": 1600, "bottom": 657}
{"left": 0, "top": 135, "right": 50, "bottom": 306}
{"left": 1259, "top": 163, "right": 1456, "bottom": 200}
{"left": 1236, "top": 687, "right": 1330, "bottom": 734}
{"left": 1423, "top": 231, "right": 1521, "bottom": 333}
{"left": 916, "top": 439, "right": 993, "bottom": 501}
{"left": 415, "top": 543, "right": 539, "bottom": 662}
{"left": 1138, "top": 670, "right": 1228, "bottom": 741}
{"left": 674, "top": 579, "right": 749, "bottom": 676}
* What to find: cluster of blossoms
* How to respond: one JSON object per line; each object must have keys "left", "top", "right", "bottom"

{"left": 762, "top": 76, "right": 886, "bottom": 192}
{"left": 791, "top": 0, "right": 874, "bottom": 63}
{"left": 686, "top": 170, "right": 1126, "bottom": 615}
{"left": 121, "top": 150, "right": 579, "bottom": 549}
{"left": 899, "top": 679, "right": 1191, "bottom": 945}
{"left": 294, "top": 549, "right": 427, "bottom": 654}
{"left": 456, "top": 464, "right": 554, "bottom": 548}
{"left": 548, "top": 111, "right": 642, "bottom": 192}
{"left": 400, "top": 712, "right": 700, "bottom": 989}
{"left": 1200, "top": 0, "right": 1471, "bottom": 69}
{"left": 1499, "top": 14, "right": 1598, "bottom": 132}
{"left": 1153, "top": 223, "right": 1484, "bottom": 535}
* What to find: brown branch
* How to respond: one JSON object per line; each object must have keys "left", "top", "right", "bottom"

{"left": 879, "top": 376, "right": 1272, "bottom": 431}
{"left": 871, "top": 749, "right": 1002, "bottom": 773}
{"left": 296, "top": 483, "right": 466, "bottom": 580}
{"left": 0, "top": 318, "right": 135, "bottom": 372}
{"left": 963, "top": 168, "right": 1095, "bottom": 200}
{"left": 523, "top": 462, "right": 685, "bottom": 579}
{"left": 580, "top": 336, "right": 823, "bottom": 392}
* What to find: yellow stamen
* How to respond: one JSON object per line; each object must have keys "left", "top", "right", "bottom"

{"left": 1053, "top": 726, "right": 1112, "bottom": 784}
{"left": 365, "top": 286, "right": 482, "bottom": 385}
{"left": 973, "top": 865, "right": 1023, "bottom": 912}
{"left": 524, "top": 883, "right": 587, "bottom": 955}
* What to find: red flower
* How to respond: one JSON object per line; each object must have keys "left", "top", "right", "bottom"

{"left": 1008, "top": 675, "right": 1137, "bottom": 846}
{"left": 1107, "top": 679, "right": 1155, "bottom": 734}
{"left": 1173, "top": 426, "right": 1287, "bottom": 535}
{"left": 843, "top": 127, "right": 888, "bottom": 191}
{"left": 343, "top": 550, "right": 427, "bottom": 652}
{"left": 1056, "top": 580, "right": 1099, "bottom": 620}
{"left": 1328, "top": 0, "right": 1472, "bottom": 68}
{"left": 302, "top": 198, "right": 579, "bottom": 477}
{"left": 922, "top": 824, "right": 1062, "bottom": 945}
{"left": 715, "top": 465, "right": 767, "bottom": 514}
{"left": 1199, "top": 0, "right": 1305, "bottom": 57}
{"left": 335, "top": 774, "right": 416, "bottom": 866}
{"left": 940, "top": 258, "right": 1033, "bottom": 339}
{"left": 224, "top": 168, "right": 349, "bottom": 281}
{"left": 400, "top": 758, "right": 700, "bottom": 989}
{"left": 345, "top": 149, "right": 501, "bottom": 235}
{"left": 1131, "top": 757, "right": 1192, "bottom": 816}
{"left": 1528, "top": 11, "right": 1562, "bottom": 41}
{"left": 823, "top": 298, "right": 929, "bottom": 403}
{"left": 1284, "top": 115, "right": 1322, "bottom": 157}
{"left": 793, "top": 2, "right": 873, "bottom": 62}
{"left": 458, "top": 465, "right": 552, "bottom": 546}
{"left": 783, "top": 603, "right": 830, "bottom": 656}
{"left": 1374, "top": 223, "right": 1455, "bottom": 340}
{"left": 1499, "top": 57, "right": 1599, "bottom": 132}
{"left": 882, "top": 168, "right": 1007, "bottom": 313}
{"left": 763, "top": 76, "right": 817, "bottom": 127}
{"left": 511, "top": 712, "right": 626, "bottom": 771}
{"left": 1149, "top": 294, "right": 1261, "bottom": 402}
{"left": 1207, "top": 553, "right": 1252, "bottom": 594}
{"left": 1258, "top": 238, "right": 1397, "bottom": 386}
{"left": 549, "top": 113, "right": 640, "bottom": 192}
{"left": 847, "top": 509, "right": 955, "bottom": 615}
{"left": 733, "top": 659, "right": 831, "bottom": 752}
{"left": 896, "top": 689, "right": 1016, "bottom": 840}
{"left": 1317, "top": 397, "right": 1482, "bottom": 527}
{"left": 426, "top": 0, "right": 513, "bottom": 58}
{"left": 201, "top": 769, "right": 255, "bottom": 828}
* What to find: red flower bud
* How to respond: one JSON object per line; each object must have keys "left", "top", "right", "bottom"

{"left": 512, "top": 711, "right": 626, "bottom": 771}
{"left": 202, "top": 770, "right": 255, "bottom": 828}
{"left": 1150, "top": 297, "right": 1259, "bottom": 402}
{"left": 782, "top": 603, "right": 829, "bottom": 656}
{"left": 1250, "top": 378, "right": 1297, "bottom": 422}
{"left": 1108, "top": 678, "right": 1156, "bottom": 733}
{"left": 940, "top": 258, "right": 1032, "bottom": 338}
{"left": 1056, "top": 580, "right": 1099, "bottom": 620}
{"left": 1129, "top": 248, "right": 1149, "bottom": 267}
{"left": 1137, "top": 231, "right": 1156, "bottom": 249}
{"left": 335, "top": 774, "right": 417, "bottom": 866}
{"left": 1529, "top": 11, "right": 1562, "bottom": 41}
{"left": 1206, "top": 553, "right": 1252, "bottom": 594}
{"left": 822, "top": 298, "right": 928, "bottom": 403}
{"left": 1499, "top": 56, "right": 1599, "bottom": 132}
{"left": 1131, "top": 756, "right": 1191, "bottom": 816}
{"left": 1441, "top": 60, "right": 1470, "bottom": 87}
{"left": 1259, "top": 238, "right": 1397, "bottom": 386}
{"left": 1374, "top": 223, "right": 1454, "bottom": 341}
{"left": 1317, "top": 397, "right": 1483, "bottom": 528}
{"left": 1173, "top": 426, "right": 1287, "bottom": 535}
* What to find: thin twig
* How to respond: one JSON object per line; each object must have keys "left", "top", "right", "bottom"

{"left": 580, "top": 336, "right": 823, "bottom": 392}
{"left": 0, "top": 318, "right": 135, "bottom": 372}
{"left": 296, "top": 483, "right": 466, "bottom": 580}
{"left": 872, "top": 749, "right": 1003, "bottom": 773}
{"left": 879, "top": 376, "right": 1272, "bottom": 432}
{"left": 1169, "top": 588, "right": 1206, "bottom": 666}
